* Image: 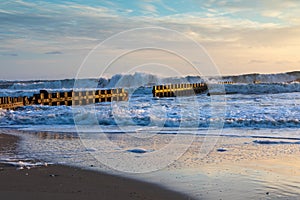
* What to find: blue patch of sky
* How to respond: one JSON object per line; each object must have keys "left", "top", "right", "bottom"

{"left": 10, "top": 0, "right": 208, "bottom": 17}
{"left": 0, "top": 0, "right": 290, "bottom": 26}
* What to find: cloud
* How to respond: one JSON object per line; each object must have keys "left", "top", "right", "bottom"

{"left": 275, "top": 60, "right": 293, "bottom": 65}
{"left": 0, "top": 52, "right": 18, "bottom": 56}
{"left": 261, "top": 10, "right": 282, "bottom": 18}
{"left": 139, "top": 3, "right": 158, "bottom": 15}
{"left": 238, "top": 26, "right": 300, "bottom": 47}
{"left": 249, "top": 59, "right": 266, "bottom": 64}
{"left": 2, "top": 1, "right": 299, "bottom": 49}
{"left": 45, "top": 51, "right": 63, "bottom": 55}
{"left": 2, "top": 0, "right": 300, "bottom": 79}
{"left": 1, "top": 0, "right": 298, "bottom": 56}
{"left": 146, "top": 0, "right": 177, "bottom": 12}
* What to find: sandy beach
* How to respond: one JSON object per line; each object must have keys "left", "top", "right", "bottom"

{"left": 2, "top": 129, "right": 300, "bottom": 199}
{"left": 0, "top": 133, "right": 192, "bottom": 200}
{"left": 159, "top": 134, "right": 300, "bottom": 199}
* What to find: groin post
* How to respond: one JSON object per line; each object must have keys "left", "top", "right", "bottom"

{"left": 0, "top": 88, "right": 129, "bottom": 110}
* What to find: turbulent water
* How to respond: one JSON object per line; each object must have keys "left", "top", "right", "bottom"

{"left": 0, "top": 71, "right": 300, "bottom": 131}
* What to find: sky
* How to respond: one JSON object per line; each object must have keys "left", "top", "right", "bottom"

{"left": 1, "top": 0, "right": 300, "bottom": 80}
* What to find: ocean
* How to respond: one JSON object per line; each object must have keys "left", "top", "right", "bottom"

{"left": 1, "top": 71, "right": 299, "bottom": 130}
{"left": 1, "top": 71, "right": 300, "bottom": 199}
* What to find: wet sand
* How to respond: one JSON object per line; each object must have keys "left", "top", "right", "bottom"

{"left": 162, "top": 136, "right": 300, "bottom": 199}
{"left": 0, "top": 133, "right": 192, "bottom": 200}
{"left": 2, "top": 130, "right": 300, "bottom": 199}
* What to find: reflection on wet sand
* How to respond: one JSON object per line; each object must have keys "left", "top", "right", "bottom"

{"left": 32, "top": 131, "right": 78, "bottom": 140}
{"left": 3, "top": 129, "right": 300, "bottom": 199}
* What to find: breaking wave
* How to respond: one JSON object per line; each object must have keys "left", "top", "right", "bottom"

{"left": 0, "top": 102, "right": 299, "bottom": 129}
{"left": 1, "top": 71, "right": 299, "bottom": 97}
